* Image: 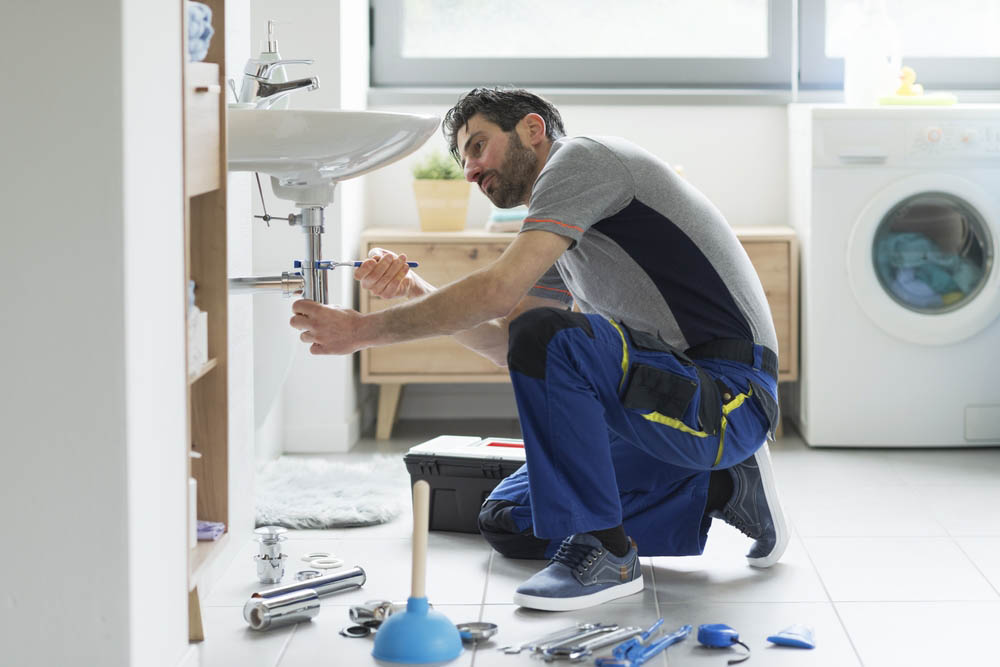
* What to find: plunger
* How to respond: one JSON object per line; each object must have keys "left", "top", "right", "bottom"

{"left": 372, "top": 480, "right": 463, "bottom": 663}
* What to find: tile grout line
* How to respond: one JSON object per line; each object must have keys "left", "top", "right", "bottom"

{"left": 951, "top": 536, "right": 1000, "bottom": 599}
{"left": 796, "top": 535, "right": 866, "bottom": 666}
{"left": 271, "top": 621, "right": 299, "bottom": 667}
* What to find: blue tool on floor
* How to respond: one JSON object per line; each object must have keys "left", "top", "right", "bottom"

{"left": 697, "top": 624, "right": 750, "bottom": 664}
{"left": 371, "top": 481, "right": 462, "bottom": 664}
{"left": 767, "top": 624, "right": 816, "bottom": 649}
{"left": 595, "top": 620, "right": 692, "bottom": 666}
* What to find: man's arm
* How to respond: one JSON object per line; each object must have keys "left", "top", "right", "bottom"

{"left": 353, "top": 247, "right": 567, "bottom": 366}
{"left": 290, "top": 230, "right": 572, "bottom": 356}
{"left": 451, "top": 293, "right": 569, "bottom": 367}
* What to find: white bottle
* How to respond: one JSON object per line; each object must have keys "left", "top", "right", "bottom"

{"left": 258, "top": 20, "right": 289, "bottom": 109}
{"left": 843, "top": 0, "right": 901, "bottom": 106}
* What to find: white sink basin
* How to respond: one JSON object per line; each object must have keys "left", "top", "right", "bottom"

{"left": 228, "top": 108, "right": 439, "bottom": 205}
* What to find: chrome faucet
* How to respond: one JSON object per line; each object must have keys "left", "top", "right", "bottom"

{"left": 238, "top": 58, "right": 319, "bottom": 109}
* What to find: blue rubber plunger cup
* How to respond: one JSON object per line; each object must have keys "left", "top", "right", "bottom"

{"left": 372, "top": 480, "right": 462, "bottom": 663}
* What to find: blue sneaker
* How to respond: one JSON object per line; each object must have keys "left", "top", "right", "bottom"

{"left": 512, "top": 533, "right": 644, "bottom": 611}
{"left": 711, "top": 443, "right": 788, "bottom": 568}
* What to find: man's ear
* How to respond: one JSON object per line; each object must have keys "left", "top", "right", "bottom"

{"left": 519, "top": 113, "right": 547, "bottom": 147}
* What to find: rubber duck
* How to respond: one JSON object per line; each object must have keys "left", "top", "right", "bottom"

{"left": 895, "top": 66, "right": 924, "bottom": 96}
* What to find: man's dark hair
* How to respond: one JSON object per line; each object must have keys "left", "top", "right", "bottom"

{"left": 443, "top": 87, "right": 566, "bottom": 163}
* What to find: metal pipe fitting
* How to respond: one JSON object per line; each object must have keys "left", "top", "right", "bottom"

{"left": 253, "top": 526, "right": 288, "bottom": 584}
{"left": 229, "top": 273, "right": 304, "bottom": 297}
{"left": 244, "top": 589, "right": 320, "bottom": 631}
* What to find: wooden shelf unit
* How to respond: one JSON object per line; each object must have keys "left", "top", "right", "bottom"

{"left": 360, "top": 226, "right": 799, "bottom": 439}
{"left": 181, "top": 0, "right": 228, "bottom": 642}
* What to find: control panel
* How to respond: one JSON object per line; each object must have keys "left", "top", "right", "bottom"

{"left": 908, "top": 122, "right": 1000, "bottom": 159}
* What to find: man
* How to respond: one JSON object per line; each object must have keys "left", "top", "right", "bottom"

{"left": 290, "top": 87, "right": 787, "bottom": 612}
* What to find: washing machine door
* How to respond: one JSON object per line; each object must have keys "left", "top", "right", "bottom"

{"left": 847, "top": 173, "right": 1000, "bottom": 345}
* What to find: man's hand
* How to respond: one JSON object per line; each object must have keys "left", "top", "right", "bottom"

{"left": 355, "top": 247, "right": 425, "bottom": 299}
{"left": 289, "top": 299, "right": 367, "bottom": 356}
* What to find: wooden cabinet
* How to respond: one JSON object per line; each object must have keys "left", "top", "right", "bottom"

{"left": 181, "top": 0, "right": 227, "bottom": 643}
{"left": 360, "top": 226, "right": 798, "bottom": 439}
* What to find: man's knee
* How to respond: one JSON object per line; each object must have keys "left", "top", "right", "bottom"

{"left": 507, "top": 308, "right": 593, "bottom": 379}
{"left": 478, "top": 499, "right": 550, "bottom": 559}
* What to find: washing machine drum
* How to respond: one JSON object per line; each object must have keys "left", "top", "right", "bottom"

{"left": 848, "top": 174, "right": 1000, "bottom": 345}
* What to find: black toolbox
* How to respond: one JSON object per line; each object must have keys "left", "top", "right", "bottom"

{"left": 403, "top": 435, "right": 525, "bottom": 533}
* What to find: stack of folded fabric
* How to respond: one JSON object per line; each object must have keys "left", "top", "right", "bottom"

{"left": 197, "top": 520, "right": 226, "bottom": 541}
{"left": 485, "top": 205, "right": 528, "bottom": 233}
{"left": 187, "top": 1, "right": 215, "bottom": 62}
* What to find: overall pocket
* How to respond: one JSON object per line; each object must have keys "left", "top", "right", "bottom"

{"left": 621, "top": 364, "right": 697, "bottom": 420}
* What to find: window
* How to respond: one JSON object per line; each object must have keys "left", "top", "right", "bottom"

{"left": 371, "top": 0, "right": 1000, "bottom": 92}
{"left": 371, "top": 0, "right": 793, "bottom": 88}
{"left": 799, "top": 0, "right": 1000, "bottom": 89}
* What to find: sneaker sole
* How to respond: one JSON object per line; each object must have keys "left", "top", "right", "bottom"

{"left": 747, "top": 443, "right": 789, "bottom": 568}
{"left": 512, "top": 574, "right": 645, "bottom": 612}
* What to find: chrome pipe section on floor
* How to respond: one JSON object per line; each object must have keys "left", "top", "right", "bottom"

{"left": 228, "top": 273, "right": 304, "bottom": 297}
{"left": 244, "top": 589, "right": 320, "bottom": 631}
{"left": 243, "top": 566, "right": 366, "bottom": 631}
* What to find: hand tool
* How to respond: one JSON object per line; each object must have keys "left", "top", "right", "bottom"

{"left": 697, "top": 623, "right": 750, "bottom": 664}
{"left": 596, "top": 623, "right": 692, "bottom": 667}
{"left": 542, "top": 626, "right": 642, "bottom": 661}
{"left": 294, "top": 260, "right": 419, "bottom": 270}
{"left": 497, "top": 623, "right": 605, "bottom": 654}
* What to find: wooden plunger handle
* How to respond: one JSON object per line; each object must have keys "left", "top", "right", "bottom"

{"left": 411, "top": 480, "right": 430, "bottom": 599}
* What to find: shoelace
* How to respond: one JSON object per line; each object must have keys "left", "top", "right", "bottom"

{"left": 721, "top": 506, "right": 755, "bottom": 539}
{"left": 551, "top": 539, "right": 603, "bottom": 575}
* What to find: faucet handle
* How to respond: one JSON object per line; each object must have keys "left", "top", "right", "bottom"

{"left": 244, "top": 58, "right": 315, "bottom": 79}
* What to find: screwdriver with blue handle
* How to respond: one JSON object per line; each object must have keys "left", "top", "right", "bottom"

{"left": 293, "top": 260, "right": 419, "bottom": 269}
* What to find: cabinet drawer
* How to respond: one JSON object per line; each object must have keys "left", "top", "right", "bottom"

{"left": 742, "top": 241, "right": 792, "bottom": 374}
{"left": 185, "top": 63, "right": 221, "bottom": 197}
{"left": 364, "top": 241, "right": 508, "bottom": 297}
{"left": 360, "top": 237, "right": 512, "bottom": 382}
{"left": 368, "top": 338, "right": 508, "bottom": 378}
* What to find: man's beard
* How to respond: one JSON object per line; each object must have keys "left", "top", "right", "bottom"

{"left": 483, "top": 131, "right": 538, "bottom": 208}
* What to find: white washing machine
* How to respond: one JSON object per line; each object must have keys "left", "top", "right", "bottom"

{"left": 789, "top": 105, "right": 1000, "bottom": 447}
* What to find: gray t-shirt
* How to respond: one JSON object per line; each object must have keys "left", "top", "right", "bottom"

{"left": 523, "top": 136, "right": 778, "bottom": 354}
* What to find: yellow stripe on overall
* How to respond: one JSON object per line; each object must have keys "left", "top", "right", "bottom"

{"left": 609, "top": 319, "right": 753, "bottom": 467}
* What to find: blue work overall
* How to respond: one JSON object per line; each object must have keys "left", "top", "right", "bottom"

{"left": 482, "top": 308, "right": 779, "bottom": 559}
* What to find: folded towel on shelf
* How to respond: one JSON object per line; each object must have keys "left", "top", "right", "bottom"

{"left": 187, "top": 1, "right": 214, "bottom": 62}
{"left": 485, "top": 205, "right": 527, "bottom": 233}
{"left": 197, "top": 520, "right": 226, "bottom": 541}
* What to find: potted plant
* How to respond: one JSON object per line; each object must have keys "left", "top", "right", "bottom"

{"left": 411, "top": 151, "right": 470, "bottom": 232}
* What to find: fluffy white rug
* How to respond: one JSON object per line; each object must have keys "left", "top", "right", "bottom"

{"left": 255, "top": 455, "right": 410, "bottom": 529}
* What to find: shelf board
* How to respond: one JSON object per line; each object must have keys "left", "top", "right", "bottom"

{"left": 189, "top": 531, "right": 230, "bottom": 591}
{"left": 187, "top": 358, "right": 218, "bottom": 385}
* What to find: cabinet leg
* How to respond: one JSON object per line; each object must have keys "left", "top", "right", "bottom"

{"left": 376, "top": 384, "right": 403, "bottom": 440}
{"left": 188, "top": 587, "right": 204, "bottom": 642}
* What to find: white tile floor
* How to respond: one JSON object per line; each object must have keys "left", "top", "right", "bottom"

{"left": 200, "top": 419, "right": 1000, "bottom": 666}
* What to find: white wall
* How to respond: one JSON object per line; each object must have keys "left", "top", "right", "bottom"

{"left": 2, "top": 0, "right": 255, "bottom": 662}
{"left": 1, "top": 0, "right": 187, "bottom": 664}
{"left": 364, "top": 102, "right": 789, "bottom": 420}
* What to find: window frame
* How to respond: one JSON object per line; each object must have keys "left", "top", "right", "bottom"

{"left": 370, "top": 0, "right": 794, "bottom": 89}
{"left": 798, "top": 0, "right": 1000, "bottom": 90}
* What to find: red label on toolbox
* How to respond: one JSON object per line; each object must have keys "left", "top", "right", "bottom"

{"left": 483, "top": 441, "right": 524, "bottom": 449}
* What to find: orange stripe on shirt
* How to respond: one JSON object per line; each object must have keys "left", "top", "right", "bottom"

{"left": 532, "top": 284, "right": 572, "bottom": 296}
{"left": 524, "top": 217, "right": 584, "bottom": 233}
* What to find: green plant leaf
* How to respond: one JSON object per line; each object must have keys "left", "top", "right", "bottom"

{"left": 412, "top": 151, "right": 464, "bottom": 180}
